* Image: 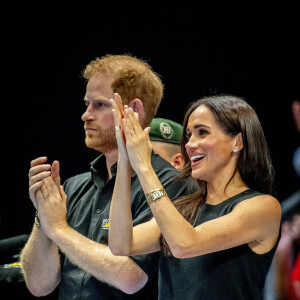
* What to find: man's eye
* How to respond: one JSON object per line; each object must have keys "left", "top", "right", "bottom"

{"left": 92, "top": 102, "right": 106, "bottom": 110}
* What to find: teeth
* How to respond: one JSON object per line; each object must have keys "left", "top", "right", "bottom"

{"left": 191, "top": 154, "right": 205, "bottom": 161}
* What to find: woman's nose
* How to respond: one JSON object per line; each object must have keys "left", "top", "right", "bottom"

{"left": 185, "top": 136, "right": 198, "bottom": 150}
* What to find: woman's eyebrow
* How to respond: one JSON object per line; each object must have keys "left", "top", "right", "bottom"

{"left": 186, "top": 124, "right": 211, "bottom": 132}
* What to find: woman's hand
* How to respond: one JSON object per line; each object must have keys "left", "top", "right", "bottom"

{"left": 110, "top": 93, "right": 129, "bottom": 162}
{"left": 122, "top": 107, "right": 152, "bottom": 174}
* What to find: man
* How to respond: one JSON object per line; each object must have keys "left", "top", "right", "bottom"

{"left": 20, "top": 54, "right": 198, "bottom": 299}
{"left": 149, "top": 118, "right": 185, "bottom": 170}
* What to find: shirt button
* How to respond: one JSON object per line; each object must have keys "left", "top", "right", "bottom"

{"left": 96, "top": 209, "right": 101, "bottom": 214}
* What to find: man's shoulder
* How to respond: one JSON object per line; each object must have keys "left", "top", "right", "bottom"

{"left": 63, "top": 171, "right": 91, "bottom": 189}
{"left": 151, "top": 153, "right": 178, "bottom": 174}
{"left": 151, "top": 154, "right": 199, "bottom": 193}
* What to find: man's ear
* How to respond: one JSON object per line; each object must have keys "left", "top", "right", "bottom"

{"left": 129, "top": 99, "right": 145, "bottom": 126}
{"left": 171, "top": 153, "right": 185, "bottom": 170}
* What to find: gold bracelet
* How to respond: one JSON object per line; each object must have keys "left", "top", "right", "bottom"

{"left": 145, "top": 188, "right": 167, "bottom": 205}
{"left": 35, "top": 210, "right": 41, "bottom": 227}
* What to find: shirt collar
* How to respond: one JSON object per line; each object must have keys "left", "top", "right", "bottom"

{"left": 89, "top": 154, "right": 137, "bottom": 187}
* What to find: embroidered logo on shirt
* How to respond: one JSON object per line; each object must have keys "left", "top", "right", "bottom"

{"left": 4, "top": 262, "right": 22, "bottom": 268}
{"left": 102, "top": 218, "right": 109, "bottom": 229}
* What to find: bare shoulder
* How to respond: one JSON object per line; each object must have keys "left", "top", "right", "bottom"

{"left": 252, "top": 194, "right": 281, "bottom": 215}
{"left": 232, "top": 193, "right": 281, "bottom": 233}
{"left": 235, "top": 193, "right": 281, "bottom": 216}
{"left": 235, "top": 194, "right": 281, "bottom": 236}
{"left": 233, "top": 194, "right": 281, "bottom": 252}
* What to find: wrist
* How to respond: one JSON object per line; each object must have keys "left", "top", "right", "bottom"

{"left": 46, "top": 222, "right": 69, "bottom": 243}
{"left": 117, "top": 157, "right": 132, "bottom": 175}
{"left": 135, "top": 163, "right": 153, "bottom": 178}
{"left": 145, "top": 188, "right": 167, "bottom": 205}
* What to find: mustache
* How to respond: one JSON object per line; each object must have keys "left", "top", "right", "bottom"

{"left": 84, "top": 122, "right": 98, "bottom": 130}
{"left": 84, "top": 123, "right": 116, "bottom": 135}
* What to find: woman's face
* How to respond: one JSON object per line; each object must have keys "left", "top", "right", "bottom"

{"left": 185, "top": 105, "right": 238, "bottom": 182}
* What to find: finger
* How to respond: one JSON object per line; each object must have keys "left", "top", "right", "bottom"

{"left": 51, "top": 160, "right": 61, "bottom": 189}
{"left": 123, "top": 112, "right": 134, "bottom": 139}
{"left": 29, "top": 181, "right": 43, "bottom": 203}
{"left": 144, "top": 127, "right": 152, "bottom": 148}
{"left": 30, "top": 156, "right": 48, "bottom": 168}
{"left": 60, "top": 185, "right": 67, "bottom": 201}
{"left": 134, "top": 112, "right": 139, "bottom": 120}
{"left": 126, "top": 108, "right": 143, "bottom": 136}
{"left": 110, "top": 98, "right": 118, "bottom": 112}
{"left": 144, "top": 127, "right": 151, "bottom": 136}
{"left": 29, "top": 170, "right": 51, "bottom": 186}
{"left": 112, "top": 107, "right": 120, "bottom": 128}
{"left": 29, "top": 164, "right": 51, "bottom": 178}
{"left": 29, "top": 157, "right": 51, "bottom": 186}
{"left": 114, "top": 93, "right": 125, "bottom": 119}
{"left": 35, "top": 189, "right": 44, "bottom": 209}
{"left": 110, "top": 100, "right": 123, "bottom": 129}
{"left": 44, "top": 177, "right": 61, "bottom": 196}
{"left": 40, "top": 180, "right": 49, "bottom": 200}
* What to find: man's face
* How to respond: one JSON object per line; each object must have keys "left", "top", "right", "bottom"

{"left": 81, "top": 74, "right": 118, "bottom": 153}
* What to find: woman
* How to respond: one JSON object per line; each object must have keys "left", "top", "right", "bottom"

{"left": 109, "top": 94, "right": 281, "bottom": 299}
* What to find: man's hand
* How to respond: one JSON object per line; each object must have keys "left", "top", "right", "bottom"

{"left": 29, "top": 157, "right": 61, "bottom": 210}
{"left": 36, "top": 177, "right": 68, "bottom": 239}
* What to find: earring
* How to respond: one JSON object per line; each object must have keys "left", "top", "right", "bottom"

{"left": 233, "top": 149, "right": 238, "bottom": 153}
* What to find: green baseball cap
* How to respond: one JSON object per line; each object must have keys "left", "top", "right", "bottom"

{"left": 149, "top": 118, "right": 183, "bottom": 145}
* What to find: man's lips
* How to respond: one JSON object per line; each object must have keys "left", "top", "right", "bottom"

{"left": 85, "top": 127, "right": 97, "bottom": 134}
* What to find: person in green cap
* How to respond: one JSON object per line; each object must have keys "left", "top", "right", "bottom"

{"left": 149, "top": 118, "right": 185, "bottom": 170}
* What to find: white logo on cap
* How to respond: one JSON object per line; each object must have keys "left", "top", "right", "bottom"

{"left": 160, "top": 122, "right": 174, "bottom": 140}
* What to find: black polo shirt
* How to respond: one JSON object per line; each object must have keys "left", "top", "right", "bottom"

{"left": 58, "top": 153, "right": 199, "bottom": 300}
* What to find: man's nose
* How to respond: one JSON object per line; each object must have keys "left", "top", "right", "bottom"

{"left": 81, "top": 104, "right": 95, "bottom": 122}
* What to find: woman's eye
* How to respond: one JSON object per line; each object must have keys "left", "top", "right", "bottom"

{"left": 199, "top": 129, "right": 208, "bottom": 136}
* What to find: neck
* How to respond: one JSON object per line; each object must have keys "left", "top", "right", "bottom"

{"left": 206, "top": 171, "right": 248, "bottom": 205}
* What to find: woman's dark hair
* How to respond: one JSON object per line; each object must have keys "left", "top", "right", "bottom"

{"left": 160, "top": 94, "right": 275, "bottom": 255}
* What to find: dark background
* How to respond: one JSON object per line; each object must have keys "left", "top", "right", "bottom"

{"left": 1, "top": 21, "right": 299, "bottom": 239}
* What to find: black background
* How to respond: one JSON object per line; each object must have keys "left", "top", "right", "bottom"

{"left": 1, "top": 20, "right": 299, "bottom": 239}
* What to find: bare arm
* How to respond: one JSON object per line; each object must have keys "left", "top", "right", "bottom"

{"left": 108, "top": 98, "right": 161, "bottom": 257}
{"left": 48, "top": 221, "right": 148, "bottom": 294}
{"left": 108, "top": 157, "right": 161, "bottom": 256}
{"left": 20, "top": 224, "right": 61, "bottom": 297}
{"left": 20, "top": 157, "right": 61, "bottom": 296}
{"left": 38, "top": 175, "right": 149, "bottom": 295}
{"left": 121, "top": 107, "right": 282, "bottom": 259}
{"left": 24, "top": 155, "right": 149, "bottom": 295}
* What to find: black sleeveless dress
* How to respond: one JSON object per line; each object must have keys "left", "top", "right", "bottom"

{"left": 158, "top": 189, "right": 280, "bottom": 300}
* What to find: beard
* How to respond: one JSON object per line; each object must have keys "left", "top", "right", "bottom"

{"left": 84, "top": 124, "right": 118, "bottom": 153}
